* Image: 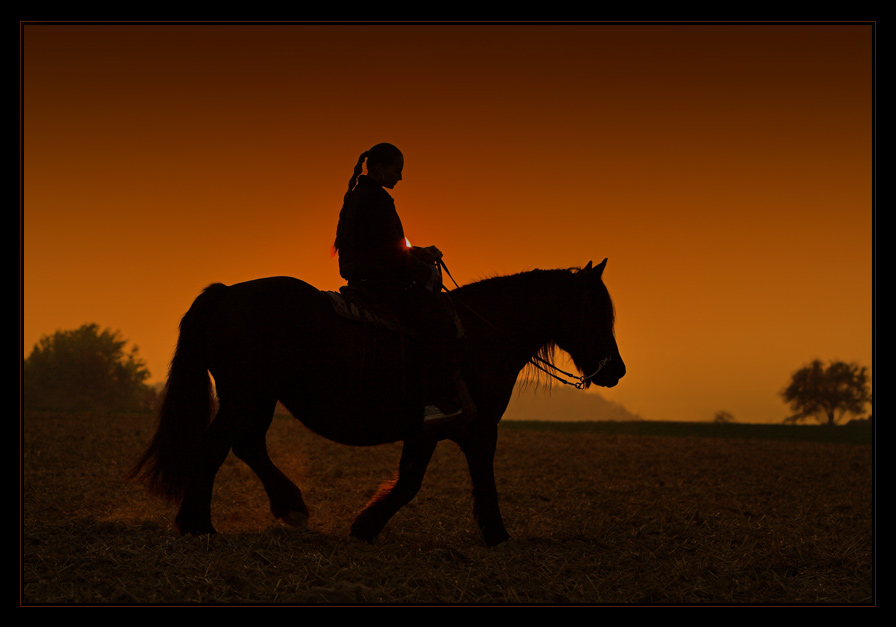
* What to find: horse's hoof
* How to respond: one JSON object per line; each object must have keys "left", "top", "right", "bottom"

{"left": 281, "top": 510, "right": 309, "bottom": 528}
{"left": 175, "top": 511, "right": 216, "bottom": 536}
{"left": 483, "top": 530, "right": 511, "bottom": 548}
{"left": 349, "top": 530, "right": 377, "bottom": 545}
{"left": 178, "top": 524, "right": 217, "bottom": 536}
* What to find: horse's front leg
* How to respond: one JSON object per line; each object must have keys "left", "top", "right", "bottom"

{"left": 350, "top": 436, "right": 438, "bottom": 543}
{"left": 459, "top": 424, "right": 510, "bottom": 547}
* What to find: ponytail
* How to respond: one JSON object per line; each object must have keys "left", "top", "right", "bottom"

{"left": 344, "top": 151, "right": 368, "bottom": 205}
{"left": 334, "top": 151, "right": 369, "bottom": 253}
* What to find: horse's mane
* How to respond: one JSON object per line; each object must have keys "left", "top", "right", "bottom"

{"left": 456, "top": 266, "right": 581, "bottom": 293}
{"left": 518, "top": 341, "right": 561, "bottom": 392}
{"left": 453, "top": 267, "right": 587, "bottom": 392}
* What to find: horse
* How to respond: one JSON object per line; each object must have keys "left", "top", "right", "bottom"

{"left": 128, "top": 259, "right": 625, "bottom": 547}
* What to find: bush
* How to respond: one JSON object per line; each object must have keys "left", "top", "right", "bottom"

{"left": 23, "top": 324, "right": 154, "bottom": 412}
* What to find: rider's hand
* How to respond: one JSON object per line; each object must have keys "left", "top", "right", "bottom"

{"left": 411, "top": 245, "right": 443, "bottom": 263}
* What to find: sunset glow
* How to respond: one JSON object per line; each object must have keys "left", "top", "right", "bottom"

{"left": 22, "top": 22, "right": 874, "bottom": 423}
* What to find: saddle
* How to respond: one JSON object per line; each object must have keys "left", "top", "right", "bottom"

{"left": 324, "top": 285, "right": 465, "bottom": 340}
{"left": 324, "top": 286, "right": 409, "bottom": 334}
{"left": 324, "top": 285, "right": 476, "bottom": 424}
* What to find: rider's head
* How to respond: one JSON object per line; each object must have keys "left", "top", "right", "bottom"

{"left": 343, "top": 143, "right": 404, "bottom": 207}
{"left": 364, "top": 143, "right": 403, "bottom": 189}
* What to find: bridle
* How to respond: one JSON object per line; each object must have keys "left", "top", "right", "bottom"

{"left": 436, "top": 258, "right": 613, "bottom": 390}
{"left": 529, "top": 355, "right": 613, "bottom": 390}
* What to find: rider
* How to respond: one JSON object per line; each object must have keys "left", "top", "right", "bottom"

{"left": 333, "top": 143, "right": 464, "bottom": 427}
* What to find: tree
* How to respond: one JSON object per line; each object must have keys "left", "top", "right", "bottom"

{"left": 714, "top": 410, "right": 735, "bottom": 424}
{"left": 23, "top": 323, "right": 154, "bottom": 412}
{"left": 780, "top": 360, "right": 870, "bottom": 426}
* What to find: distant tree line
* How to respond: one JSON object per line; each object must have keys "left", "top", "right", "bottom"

{"left": 23, "top": 324, "right": 872, "bottom": 427}
{"left": 23, "top": 323, "right": 155, "bottom": 412}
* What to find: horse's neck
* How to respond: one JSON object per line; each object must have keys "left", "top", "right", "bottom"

{"left": 456, "top": 270, "right": 569, "bottom": 358}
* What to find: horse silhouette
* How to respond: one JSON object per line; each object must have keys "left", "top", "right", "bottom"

{"left": 129, "top": 259, "right": 625, "bottom": 546}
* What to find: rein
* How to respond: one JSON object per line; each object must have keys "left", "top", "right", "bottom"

{"left": 436, "top": 258, "right": 611, "bottom": 390}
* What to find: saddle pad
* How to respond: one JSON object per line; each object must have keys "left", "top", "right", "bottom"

{"left": 324, "top": 291, "right": 405, "bottom": 333}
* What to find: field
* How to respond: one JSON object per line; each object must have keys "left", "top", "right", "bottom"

{"left": 22, "top": 410, "right": 874, "bottom": 605}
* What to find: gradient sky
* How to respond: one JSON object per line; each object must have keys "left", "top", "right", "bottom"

{"left": 22, "top": 22, "right": 874, "bottom": 423}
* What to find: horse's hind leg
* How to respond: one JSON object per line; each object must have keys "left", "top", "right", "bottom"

{"left": 350, "top": 436, "right": 438, "bottom": 543}
{"left": 230, "top": 402, "right": 309, "bottom": 528}
{"left": 174, "top": 404, "right": 240, "bottom": 535}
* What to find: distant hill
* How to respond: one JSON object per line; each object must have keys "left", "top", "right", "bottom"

{"left": 503, "top": 384, "right": 641, "bottom": 422}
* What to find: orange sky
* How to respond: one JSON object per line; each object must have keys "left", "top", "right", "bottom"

{"left": 22, "top": 22, "right": 874, "bottom": 423}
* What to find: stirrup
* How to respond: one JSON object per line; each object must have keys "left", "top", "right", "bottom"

{"left": 422, "top": 405, "right": 463, "bottom": 426}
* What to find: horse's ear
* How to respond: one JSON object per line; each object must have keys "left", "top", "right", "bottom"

{"left": 583, "top": 259, "right": 607, "bottom": 276}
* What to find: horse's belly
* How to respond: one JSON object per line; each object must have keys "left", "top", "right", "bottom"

{"left": 276, "top": 321, "right": 425, "bottom": 444}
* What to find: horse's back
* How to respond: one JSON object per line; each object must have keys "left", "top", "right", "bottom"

{"left": 223, "top": 275, "right": 321, "bottom": 304}
{"left": 204, "top": 277, "right": 329, "bottom": 388}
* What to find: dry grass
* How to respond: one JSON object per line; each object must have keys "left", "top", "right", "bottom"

{"left": 22, "top": 411, "right": 874, "bottom": 605}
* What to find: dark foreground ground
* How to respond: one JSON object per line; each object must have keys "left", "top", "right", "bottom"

{"left": 22, "top": 411, "right": 874, "bottom": 605}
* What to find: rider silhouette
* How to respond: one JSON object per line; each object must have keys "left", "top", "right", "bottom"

{"left": 334, "top": 143, "right": 464, "bottom": 427}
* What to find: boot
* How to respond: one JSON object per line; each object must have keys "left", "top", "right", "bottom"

{"left": 422, "top": 404, "right": 464, "bottom": 427}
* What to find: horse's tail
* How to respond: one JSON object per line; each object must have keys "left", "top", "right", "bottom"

{"left": 127, "top": 282, "right": 228, "bottom": 503}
